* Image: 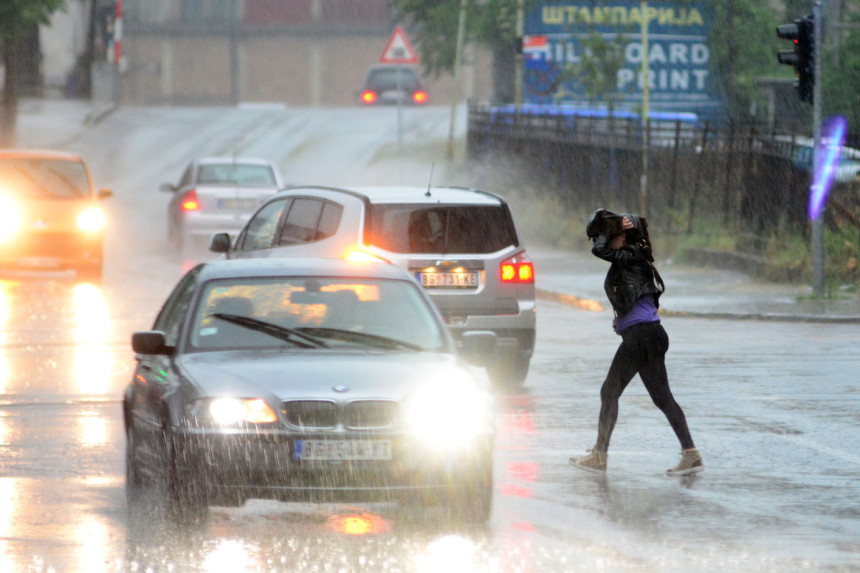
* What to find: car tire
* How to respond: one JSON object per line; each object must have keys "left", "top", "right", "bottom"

{"left": 487, "top": 353, "right": 530, "bottom": 388}
{"left": 125, "top": 424, "right": 144, "bottom": 508}
{"left": 168, "top": 220, "right": 185, "bottom": 258}
{"left": 164, "top": 435, "right": 209, "bottom": 524}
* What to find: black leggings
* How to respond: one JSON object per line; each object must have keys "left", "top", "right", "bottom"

{"left": 595, "top": 321, "right": 695, "bottom": 452}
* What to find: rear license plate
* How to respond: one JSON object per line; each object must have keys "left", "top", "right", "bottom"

{"left": 418, "top": 272, "right": 478, "bottom": 288}
{"left": 17, "top": 257, "right": 61, "bottom": 268}
{"left": 294, "top": 440, "right": 392, "bottom": 461}
{"left": 218, "top": 198, "right": 257, "bottom": 211}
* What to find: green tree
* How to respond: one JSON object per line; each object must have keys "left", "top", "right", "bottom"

{"left": 820, "top": 3, "right": 860, "bottom": 133}
{"left": 392, "top": 0, "right": 528, "bottom": 99}
{"left": 569, "top": 29, "right": 629, "bottom": 112}
{"left": 0, "top": 0, "right": 66, "bottom": 145}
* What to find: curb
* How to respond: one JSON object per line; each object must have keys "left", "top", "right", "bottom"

{"left": 536, "top": 289, "right": 860, "bottom": 324}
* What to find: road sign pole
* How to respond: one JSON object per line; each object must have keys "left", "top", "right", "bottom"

{"left": 397, "top": 63, "right": 403, "bottom": 150}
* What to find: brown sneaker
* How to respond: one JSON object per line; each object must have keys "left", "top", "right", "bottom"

{"left": 667, "top": 448, "right": 704, "bottom": 476}
{"left": 568, "top": 448, "right": 607, "bottom": 474}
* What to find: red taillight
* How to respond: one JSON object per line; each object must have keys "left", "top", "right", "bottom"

{"left": 500, "top": 253, "right": 534, "bottom": 284}
{"left": 412, "top": 90, "right": 428, "bottom": 104}
{"left": 180, "top": 189, "right": 200, "bottom": 211}
{"left": 361, "top": 90, "right": 377, "bottom": 104}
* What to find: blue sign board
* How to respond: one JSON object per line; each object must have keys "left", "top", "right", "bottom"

{"left": 523, "top": 1, "right": 723, "bottom": 118}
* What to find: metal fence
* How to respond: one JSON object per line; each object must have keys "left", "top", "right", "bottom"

{"left": 466, "top": 102, "right": 858, "bottom": 237}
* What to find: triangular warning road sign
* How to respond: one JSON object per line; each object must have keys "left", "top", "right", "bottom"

{"left": 380, "top": 26, "right": 419, "bottom": 64}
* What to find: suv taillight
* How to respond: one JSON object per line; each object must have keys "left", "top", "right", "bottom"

{"left": 500, "top": 252, "right": 534, "bottom": 284}
{"left": 412, "top": 90, "right": 428, "bottom": 104}
{"left": 180, "top": 189, "right": 200, "bottom": 211}
{"left": 361, "top": 90, "right": 377, "bottom": 104}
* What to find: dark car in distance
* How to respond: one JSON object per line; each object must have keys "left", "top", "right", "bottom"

{"left": 359, "top": 64, "right": 428, "bottom": 105}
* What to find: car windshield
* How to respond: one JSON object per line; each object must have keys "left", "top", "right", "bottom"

{"left": 188, "top": 276, "right": 447, "bottom": 352}
{"left": 367, "top": 204, "right": 519, "bottom": 254}
{"left": 196, "top": 163, "right": 276, "bottom": 186}
{"left": 366, "top": 68, "right": 420, "bottom": 91}
{"left": 0, "top": 158, "right": 90, "bottom": 199}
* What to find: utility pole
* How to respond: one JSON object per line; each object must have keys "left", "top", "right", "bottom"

{"left": 514, "top": 0, "right": 524, "bottom": 111}
{"left": 446, "top": 0, "right": 468, "bottom": 160}
{"left": 811, "top": 1, "right": 824, "bottom": 296}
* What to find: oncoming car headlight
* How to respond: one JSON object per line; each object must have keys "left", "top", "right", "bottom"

{"left": 0, "top": 195, "right": 22, "bottom": 242}
{"left": 77, "top": 206, "right": 105, "bottom": 233}
{"left": 405, "top": 379, "right": 493, "bottom": 447}
{"left": 191, "top": 398, "right": 278, "bottom": 426}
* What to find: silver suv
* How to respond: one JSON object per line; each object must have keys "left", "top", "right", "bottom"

{"left": 210, "top": 185, "right": 536, "bottom": 386}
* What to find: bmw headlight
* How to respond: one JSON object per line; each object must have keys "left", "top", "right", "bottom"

{"left": 191, "top": 397, "right": 278, "bottom": 426}
{"left": 405, "top": 378, "right": 493, "bottom": 448}
{"left": 77, "top": 206, "right": 105, "bottom": 233}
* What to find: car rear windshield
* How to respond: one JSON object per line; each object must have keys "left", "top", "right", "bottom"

{"left": 367, "top": 204, "right": 519, "bottom": 254}
{"left": 0, "top": 158, "right": 90, "bottom": 199}
{"left": 366, "top": 69, "right": 420, "bottom": 91}
{"left": 197, "top": 164, "right": 276, "bottom": 186}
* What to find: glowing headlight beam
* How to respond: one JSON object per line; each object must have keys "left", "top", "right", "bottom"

{"left": 77, "top": 206, "right": 106, "bottom": 232}
{"left": 407, "top": 381, "right": 491, "bottom": 445}
{"left": 0, "top": 195, "right": 22, "bottom": 242}
{"left": 208, "top": 398, "right": 278, "bottom": 425}
{"left": 809, "top": 115, "right": 847, "bottom": 221}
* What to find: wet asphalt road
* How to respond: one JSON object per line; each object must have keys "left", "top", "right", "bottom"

{"left": 0, "top": 104, "right": 858, "bottom": 572}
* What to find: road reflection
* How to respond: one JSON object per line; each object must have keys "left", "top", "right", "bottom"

{"left": 71, "top": 283, "right": 112, "bottom": 395}
{"left": 74, "top": 514, "right": 111, "bottom": 573}
{"left": 0, "top": 280, "right": 11, "bottom": 394}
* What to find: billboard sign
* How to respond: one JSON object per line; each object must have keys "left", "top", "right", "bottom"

{"left": 523, "top": 1, "right": 722, "bottom": 117}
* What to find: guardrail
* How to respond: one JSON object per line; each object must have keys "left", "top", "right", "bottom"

{"left": 466, "top": 102, "right": 859, "bottom": 235}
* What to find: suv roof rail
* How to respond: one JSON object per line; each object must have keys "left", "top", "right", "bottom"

{"left": 441, "top": 185, "right": 506, "bottom": 203}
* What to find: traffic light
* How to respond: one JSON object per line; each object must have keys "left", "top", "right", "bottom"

{"left": 776, "top": 14, "right": 815, "bottom": 103}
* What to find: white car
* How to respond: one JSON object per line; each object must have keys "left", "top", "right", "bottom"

{"left": 161, "top": 157, "right": 285, "bottom": 254}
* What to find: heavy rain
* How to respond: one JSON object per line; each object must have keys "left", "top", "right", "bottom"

{"left": 1, "top": 1, "right": 859, "bottom": 572}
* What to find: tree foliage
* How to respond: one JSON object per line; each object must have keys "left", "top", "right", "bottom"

{"left": 0, "top": 0, "right": 66, "bottom": 145}
{"left": 392, "top": 0, "right": 524, "bottom": 78}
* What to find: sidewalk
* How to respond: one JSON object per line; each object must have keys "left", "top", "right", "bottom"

{"left": 532, "top": 248, "right": 860, "bottom": 323}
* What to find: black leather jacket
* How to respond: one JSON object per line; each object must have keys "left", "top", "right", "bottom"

{"left": 592, "top": 233, "right": 664, "bottom": 317}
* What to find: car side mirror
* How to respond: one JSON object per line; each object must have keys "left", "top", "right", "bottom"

{"left": 131, "top": 331, "right": 173, "bottom": 355}
{"left": 459, "top": 331, "right": 497, "bottom": 367}
{"left": 209, "top": 232, "right": 232, "bottom": 254}
{"left": 98, "top": 188, "right": 113, "bottom": 199}
{"left": 159, "top": 183, "right": 176, "bottom": 192}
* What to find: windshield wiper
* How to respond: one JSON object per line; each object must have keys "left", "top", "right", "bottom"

{"left": 211, "top": 313, "right": 328, "bottom": 348}
{"left": 293, "top": 327, "right": 422, "bottom": 351}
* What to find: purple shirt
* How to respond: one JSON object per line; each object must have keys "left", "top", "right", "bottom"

{"left": 614, "top": 294, "right": 660, "bottom": 334}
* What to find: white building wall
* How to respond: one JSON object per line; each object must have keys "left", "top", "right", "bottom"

{"left": 41, "top": 0, "right": 88, "bottom": 93}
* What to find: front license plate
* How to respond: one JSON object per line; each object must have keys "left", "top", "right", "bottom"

{"left": 218, "top": 198, "right": 257, "bottom": 211}
{"left": 294, "top": 440, "right": 392, "bottom": 461}
{"left": 419, "top": 272, "right": 478, "bottom": 288}
{"left": 17, "top": 257, "right": 61, "bottom": 268}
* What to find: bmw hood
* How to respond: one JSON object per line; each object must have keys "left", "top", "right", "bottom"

{"left": 176, "top": 350, "right": 483, "bottom": 402}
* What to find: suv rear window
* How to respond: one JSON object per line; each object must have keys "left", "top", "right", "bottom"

{"left": 365, "top": 69, "right": 420, "bottom": 91}
{"left": 368, "top": 204, "right": 519, "bottom": 254}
